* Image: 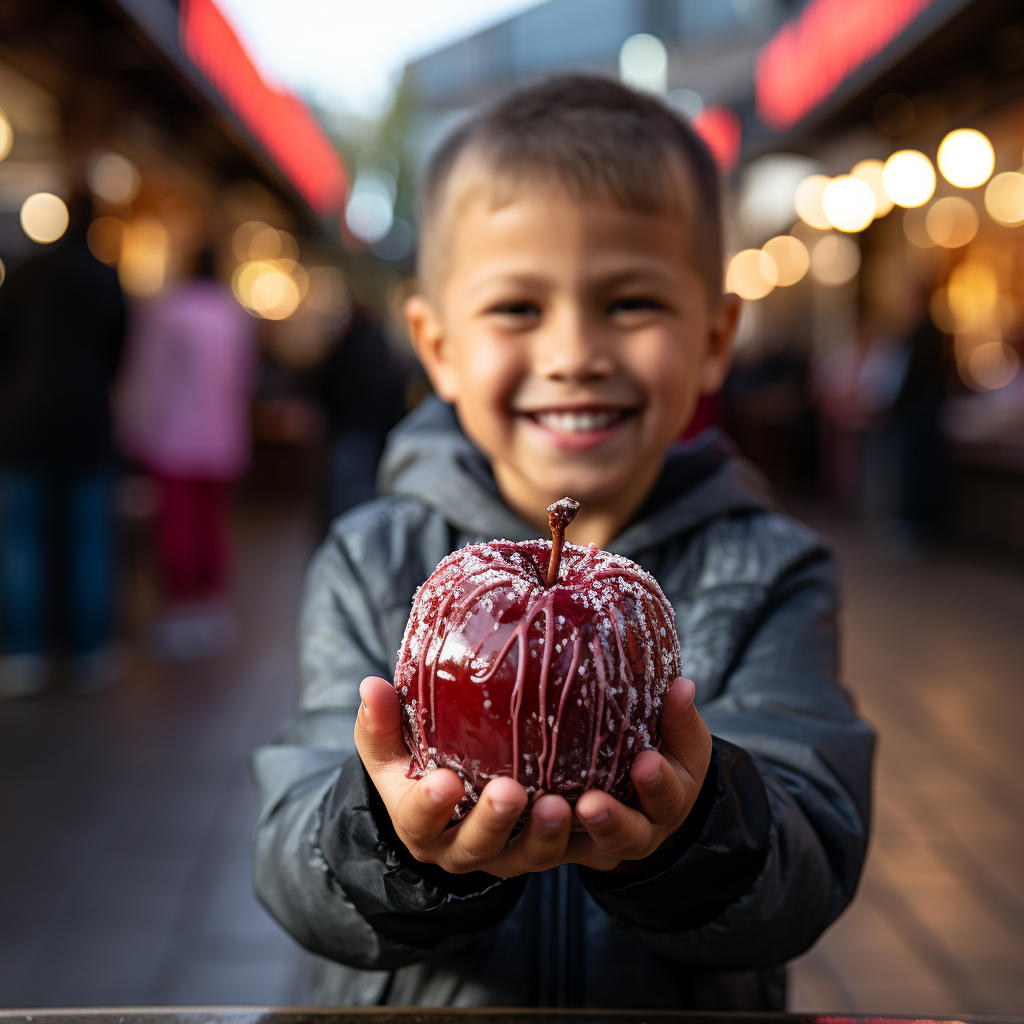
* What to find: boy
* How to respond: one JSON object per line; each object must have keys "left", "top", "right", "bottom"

{"left": 253, "top": 75, "right": 873, "bottom": 1010}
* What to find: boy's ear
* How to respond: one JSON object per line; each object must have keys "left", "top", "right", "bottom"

{"left": 404, "top": 293, "right": 460, "bottom": 404}
{"left": 700, "top": 292, "right": 741, "bottom": 394}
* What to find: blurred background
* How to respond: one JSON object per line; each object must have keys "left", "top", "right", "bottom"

{"left": 0, "top": 0, "right": 1022, "bottom": 1015}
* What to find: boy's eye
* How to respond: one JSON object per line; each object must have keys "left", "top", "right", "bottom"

{"left": 609, "top": 296, "right": 663, "bottom": 315}
{"left": 488, "top": 301, "right": 541, "bottom": 318}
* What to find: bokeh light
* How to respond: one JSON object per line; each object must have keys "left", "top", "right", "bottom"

{"left": 947, "top": 258, "right": 998, "bottom": 331}
{"left": 761, "top": 235, "right": 809, "bottom": 286}
{"left": 86, "top": 216, "right": 125, "bottom": 264}
{"left": 965, "top": 341, "right": 1019, "bottom": 391}
{"left": 0, "top": 257, "right": 5, "bottom": 288}
{"left": 118, "top": 218, "right": 169, "bottom": 296}
{"left": 87, "top": 152, "right": 141, "bottom": 206}
{"left": 821, "top": 174, "right": 876, "bottom": 232}
{"left": 881, "top": 150, "right": 936, "bottom": 208}
{"left": 619, "top": 34, "right": 668, "bottom": 94}
{"left": 726, "top": 249, "right": 778, "bottom": 300}
{"left": 20, "top": 192, "right": 69, "bottom": 243}
{"left": 794, "top": 174, "right": 832, "bottom": 230}
{"left": 925, "top": 197, "right": 978, "bottom": 248}
{"left": 937, "top": 129, "right": 995, "bottom": 189}
{"left": 345, "top": 168, "right": 396, "bottom": 244}
{"left": 810, "top": 233, "right": 860, "bottom": 286}
{"left": 232, "top": 260, "right": 302, "bottom": 319}
{"left": 851, "top": 159, "right": 894, "bottom": 218}
{"left": 0, "top": 108, "right": 12, "bottom": 162}
{"left": 984, "top": 171, "right": 1024, "bottom": 227}
{"left": 903, "top": 207, "right": 935, "bottom": 248}
{"left": 306, "top": 266, "right": 352, "bottom": 329}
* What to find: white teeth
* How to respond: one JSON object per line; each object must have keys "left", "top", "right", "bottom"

{"left": 534, "top": 410, "right": 622, "bottom": 433}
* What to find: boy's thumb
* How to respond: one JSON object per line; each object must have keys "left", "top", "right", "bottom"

{"left": 659, "top": 677, "right": 712, "bottom": 784}
{"left": 354, "top": 676, "right": 410, "bottom": 769}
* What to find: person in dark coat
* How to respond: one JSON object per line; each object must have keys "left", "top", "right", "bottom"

{"left": 0, "top": 198, "right": 126, "bottom": 695}
{"left": 251, "top": 77, "right": 874, "bottom": 1010}
{"left": 319, "top": 306, "right": 410, "bottom": 520}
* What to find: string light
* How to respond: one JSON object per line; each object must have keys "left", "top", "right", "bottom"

{"left": 937, "top": 129, "right": 995, "bottom": 189}
{"left": 726, "top": 249, "right": 778, "bottom": 300}
{"left": 821, "top": 174, "right": 876, "bottom": 232}
{"left": 881, "top": 150, "right": 936, "bottom": 208}
{"left": 761, "top": 235, "right": 809, "bottom": 286}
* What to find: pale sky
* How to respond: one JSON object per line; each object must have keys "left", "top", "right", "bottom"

{"left": 215, "top": 0, "right": 547, "bottom": 118}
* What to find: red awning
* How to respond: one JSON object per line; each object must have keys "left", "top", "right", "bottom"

{"left": 180, "top": 0, "right": 347, "bottom": 215}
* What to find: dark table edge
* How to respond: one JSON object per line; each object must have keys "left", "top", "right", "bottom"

{"left": 0, "top": 1010, "right": 1019, "bottom": 1023}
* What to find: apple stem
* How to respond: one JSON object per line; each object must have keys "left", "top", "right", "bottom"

{"left": 545, "top": 497, "right": 580, "bottom": 586}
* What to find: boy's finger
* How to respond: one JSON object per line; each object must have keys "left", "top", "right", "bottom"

{"left": 354, "top": 676, "right": 410, "bottom": 774}
{"left": 629, "top": 749, "right": 689, "bottom": 827}
{"left": 574, "top": 789, "right": 654, "bottom": 860}
{"left": 393, "top": 769, "right": 467, "bottom": 849}
{"left": 499, "top": 794, "right": 572, "bottom": 872}
{"left": 658, "top": 677, "right": 713, "bottom": 784}
{"left": 444, "top": 777, "right": 527, "bottom": 871}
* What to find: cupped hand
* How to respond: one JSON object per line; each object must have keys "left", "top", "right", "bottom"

{"left": 354, "top": 675, "right": 711, "bottom": 878}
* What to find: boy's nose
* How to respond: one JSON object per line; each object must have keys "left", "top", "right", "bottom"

{"left": 536, "top": 310, "right": 615, "bottom": 382}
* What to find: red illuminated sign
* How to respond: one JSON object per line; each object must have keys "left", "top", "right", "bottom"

{"left": 756, "top": 0, "right": 939, "bottom": 132}
{"left": 693, "top": 105, "right": 741, "bottom": 173}
{"left": 179, "top": 0, "right": 347, "bottom": 215}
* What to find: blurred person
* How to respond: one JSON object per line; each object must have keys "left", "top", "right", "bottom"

{"left": 252, "top": 76, "right": 873, "bottom": 1012}
{"left": 0, "top": 196, "right": 126, "bottom": 697}
{"left": 319, "top": 305, "right": 410, "bottom": 520}
{"left": 117, "top": 248, "right": 257, "bottom": 660}
{"left": 815, "top": 290, "right": 944, "bottom": 554}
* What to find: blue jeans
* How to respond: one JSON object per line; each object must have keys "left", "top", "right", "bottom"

{"left": 0, "top": 467, "right": 114, "bottom": 656}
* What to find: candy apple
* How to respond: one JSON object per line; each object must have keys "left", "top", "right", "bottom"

{"left": 393, "top": 497, "right": 681, "bottom": 817}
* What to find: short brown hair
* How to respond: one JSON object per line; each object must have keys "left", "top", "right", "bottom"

{"left": 417, "top": 73, "right": 723, "bottom": 301}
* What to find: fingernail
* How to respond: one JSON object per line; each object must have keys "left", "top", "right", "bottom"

{"left": 489, "top": 799, "right": 518, "bottom": 817}
{"left": 535, "top": 806, "right": 566, "bottom": 830}
{"left": 579, "top": 806, "right": 609, "bottom": 825}
{"left": 423, "top": 776, "right": 448, "bottom": 806}
{"left": 643, "top": 762, "right": 664, "bottom": 787}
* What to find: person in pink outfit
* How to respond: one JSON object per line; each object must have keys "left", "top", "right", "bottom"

{"left": 118, "top": 250, "right": 257, "bottom": 659}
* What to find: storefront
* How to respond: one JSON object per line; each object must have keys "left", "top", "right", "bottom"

{"left": 723, "top": 0, "right": 1024, "bottom": 554}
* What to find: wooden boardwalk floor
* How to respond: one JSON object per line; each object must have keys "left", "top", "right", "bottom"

{"left": 789, "top": 520, "right": 1024, "bottom": 1017}
{"left": 1, "top": 505, "right": 1022, "bottom": 1013}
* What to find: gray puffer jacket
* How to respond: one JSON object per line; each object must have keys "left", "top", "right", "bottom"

{"left": 252, "top": 397, "right": 874, "bottom": 1010}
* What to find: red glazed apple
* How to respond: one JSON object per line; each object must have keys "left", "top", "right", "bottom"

{"left": 394, "top": 498, "right": 681, "bottom": 817}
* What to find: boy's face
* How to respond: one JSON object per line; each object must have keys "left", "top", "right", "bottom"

{"left": 407, "top": 185, "right": 739, "bottom": 542}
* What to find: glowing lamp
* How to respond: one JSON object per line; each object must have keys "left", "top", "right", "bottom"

{"left": 937, "top": 129, "right": 995, "bottom": 189}
{"left": 20, "top": 193, "right": 69, "bottom": 244}
{"left": 881, "top": 150, "right": 936, "bottom": 208}
{"left": 726, "top": 249, "right": 778, "bottom": 300}
{"left": 984, "top": 172, "right": 1024, "bottom": 227}
{"left": 965, "top": 341, "right": 1019, "bottom": 391}
{"left": 88, "top": 152, "right": 140, "bottom": 206}
{"left": 810, "top": 234, "right": 860, "bottom": 286}
{"left": 761, "top": 235, "right": 809, "bottom": 286}
{"left": 821, "top": 175, "right": 876, "bottom": 232}
{"left": 851, "top": 159, "right": 894, "bottom": 218}
{"left": 795, "top": 174, "right": 832, "bottom": 229}
{"left": 118, "top": 218, "right": 169, "bottom": 297}
{"left": 0, "top": 108, "right": 12, "bottom": 161}
{"left": 925, "top": 197, "right": 978, "bottom": 248}
{"left": 947, "top": 259, "right": 998, "bottom": 331}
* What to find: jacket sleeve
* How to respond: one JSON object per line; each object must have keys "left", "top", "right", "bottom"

{"left": 251, "top": 502, "right": 527, "bottom": 969}
{"left": 579, "top": 526, "right": 874, "bottom": 969}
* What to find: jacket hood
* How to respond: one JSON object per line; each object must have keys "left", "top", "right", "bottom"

{"left": 377, "top": 396, "right": 777, "bottom": 557}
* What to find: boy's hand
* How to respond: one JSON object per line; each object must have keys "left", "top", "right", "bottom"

{"left": 354, "top": 675, "right": 711, "bottom": 878}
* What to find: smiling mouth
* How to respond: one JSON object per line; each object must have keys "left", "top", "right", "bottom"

{"left": 525, "top": 407, "right": 634, "bottom": 434}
